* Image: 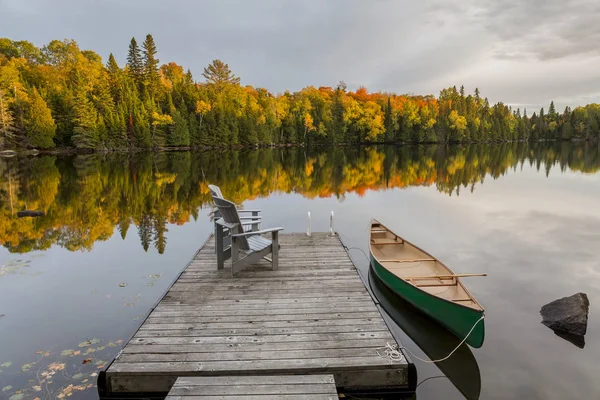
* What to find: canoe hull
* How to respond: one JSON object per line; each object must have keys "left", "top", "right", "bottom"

{"left": 370, "top": 254, "right": 485, "bottom": 348}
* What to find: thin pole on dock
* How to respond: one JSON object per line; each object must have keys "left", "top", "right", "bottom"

{"left": 307, "top": 211, "right": 311, "bottom": 236}
{"left": 329, "top": 211, "right": 335, "bottom": 236}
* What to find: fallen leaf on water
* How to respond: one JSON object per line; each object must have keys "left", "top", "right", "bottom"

{"left": 33, "top": 398, "right": 40, "bottom": 400}
{"left": 44, "top": 352, "right": 50, "bottom": 357}
{"left": 82, "top": 358, "right": 92, "bottom": 365}
{"left": 97, "top": 365, "right": 105, "bottom": 369}
{"left": 116, "top": 340, "right": 123, "bottom": 344}
{"left": 0, "top": 362, "right": 12, "bottom": 368}
{"left": 90, "top": 372, "right": 98, "bottom": 377}
{"left": 35, "top": 350, "right": 42, "bottom": 354}
{"left": 32, "top": 385, "right": 41, "bottom": 392}
{"left": 9, "top": 394, "right": 24, "bottom": 400}
{"left": 73, "top": 351, "right": 81, "bottom": 356}
{"left": 2, "top": 385, "right": 13, "bottom": 392}
{"left": 48, "top": 363, "right": 65, "bottom": 372}
{"left": 21, "top": 363, "right": 32, "bottom": 372}
{"left": 119, "top": 283, "right": 127, "bottom": 287}
{"left": 77, "top": 338, "right": 100, "bottom": 348}
{"left": 72, "top": 373, "right": 84, "bottom": 380}
{"left": 82, "top": 379, "right": 89, "bottom": 383}
{"left": 61, "top": 349, "right": 74, "bottom": 356}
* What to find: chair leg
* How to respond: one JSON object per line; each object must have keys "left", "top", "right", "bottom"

{"left": 216, "top": 223, "right": 225, "bottom": 270}
{"left": 213, "top": 210, "right": 221, "bottom": 254}
{"left": 271, "top": 230, "right": 279, "bottom": 271}
{"left": 231, "top": 226, "right": 241, "bottom": 277}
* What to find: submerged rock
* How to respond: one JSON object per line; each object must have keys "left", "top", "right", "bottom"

{"left": 553, "top": 329, "right": 585, "bottom": 349}
{"left": 16, "top": 210, "right": 45, "bottom": 218}
{"left": 540, "top": 292, "right": 589, "bottom": 337}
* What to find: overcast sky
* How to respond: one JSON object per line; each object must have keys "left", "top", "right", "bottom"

{"left": 2, "top": 0, "right": 600, "bottom": 110}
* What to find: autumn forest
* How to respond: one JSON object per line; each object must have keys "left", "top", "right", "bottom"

{"left": 0, "top": 35, "right": 599, "bottom": 150}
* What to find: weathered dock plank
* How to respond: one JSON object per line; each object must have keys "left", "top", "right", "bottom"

{"left": 100, "top": 233, "right": 414, "bottom": 397}
{"left": 165, "top": 375, "right": 338, "bottom": 399}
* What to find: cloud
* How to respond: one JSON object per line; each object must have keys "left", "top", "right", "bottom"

{"left": 471, "top": 0, "right": 600, "bottom": 61}
{"left": 0, "top": 0, "right": 599, "bottom": 108}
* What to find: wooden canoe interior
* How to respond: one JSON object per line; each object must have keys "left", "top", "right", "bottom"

{"left": 370, "top": 222, "right": 483, "bottom": 311}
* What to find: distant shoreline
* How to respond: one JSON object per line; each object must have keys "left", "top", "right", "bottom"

{"left": 1, "top": 137, "right": 596, "bottom": 157}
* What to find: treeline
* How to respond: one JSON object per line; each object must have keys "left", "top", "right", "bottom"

{"left": 1, "top": 142, "right": 599, "bottom": 253}
{"left": 0, "top": 35, "right": 599, "bottom": 150}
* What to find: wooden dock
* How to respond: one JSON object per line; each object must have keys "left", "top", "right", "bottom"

{"left": 99, "top": 233, "right": 414, "bottom": 398}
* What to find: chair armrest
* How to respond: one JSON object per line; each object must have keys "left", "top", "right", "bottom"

{"left": 237, "top": 209, "right": 262, "bottom": 213}
{"left": 239, "top": 216, "right": 262, "bottom": 221}
{"left": 215, "top": 218, "right": 239, "bottom": 229}
{"left": 232, "top": 227, "right": 284, "bottom": 238}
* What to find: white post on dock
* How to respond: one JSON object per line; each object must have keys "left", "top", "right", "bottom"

{"left": 307, "top": 212, "right": 312, "bottom": 237}
{"left": 329, "top": 211, "right": 335, "bottom": 237}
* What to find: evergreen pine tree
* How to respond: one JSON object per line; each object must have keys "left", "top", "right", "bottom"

{"left": 127, "top": 37, "right": 143, "bottom": 87}
{"left": 106, "top": 53, "right": 123, "bottom": 103}
{"left": 202, "top": 59, "right": 240, "bottom": 88}
{"left": 25, "top": 88, "right": 56, "bottom": 148}
{"left": 142, "top": 34, "right": 160, "bottom": 97}
{"left": 72, "top": 73, "right": 100, "bottom": 148}
{"left": 168, "top": 111, "right": 190, "bottom": 146}
{"left": 548, "top": 101, "right": 556, "bottom": 119}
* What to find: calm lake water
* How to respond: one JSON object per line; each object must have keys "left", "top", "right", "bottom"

{"left": 1, "top": 142, "right": 599, "bottom": 399}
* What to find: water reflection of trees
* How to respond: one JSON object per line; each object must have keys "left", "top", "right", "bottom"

{"left": 1, "top": 142, "right": 598, "bottom": 253}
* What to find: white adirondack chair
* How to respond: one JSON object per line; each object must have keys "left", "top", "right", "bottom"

{"left": 213, "top": 196, "right": 283, "bottom": 276}
{"left": 208, "top": 184, "right": 264, "bottom": 268}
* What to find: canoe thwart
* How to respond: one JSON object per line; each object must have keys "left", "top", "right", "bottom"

{"left": 405, "top": 274, "right": 487, "bottom": 280}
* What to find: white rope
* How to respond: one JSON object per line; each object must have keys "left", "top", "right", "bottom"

{"left": 377, "top": 315, "right": 484, "bottom": 364}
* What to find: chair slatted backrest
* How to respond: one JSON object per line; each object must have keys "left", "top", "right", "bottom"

{"left": 213, "top": 197, "right": 250, "bottom": 251}
{"left": 208, "top": 184, "right": 224, "bottom": 199}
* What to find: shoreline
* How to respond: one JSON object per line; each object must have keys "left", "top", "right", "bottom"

{"left": 1, "top": 138, "right": 596, "bottom": 157}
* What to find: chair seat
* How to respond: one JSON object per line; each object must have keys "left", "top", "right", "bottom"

{"left": 243, "top": 235, "right": 272, "bottom": 253}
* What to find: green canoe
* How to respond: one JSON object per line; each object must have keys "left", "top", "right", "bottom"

{"left": 369, "top": 219, "right": 485, "bottom": 348}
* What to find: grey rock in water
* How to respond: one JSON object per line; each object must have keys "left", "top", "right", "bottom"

{"left": 540, "top": 292, "right": 589, "bottom": 337}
